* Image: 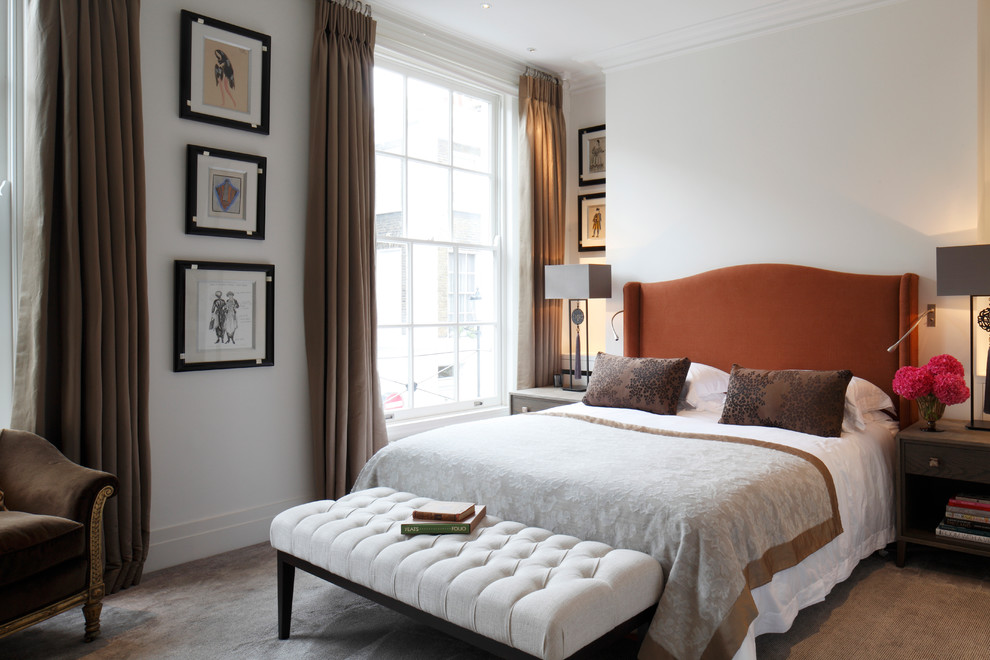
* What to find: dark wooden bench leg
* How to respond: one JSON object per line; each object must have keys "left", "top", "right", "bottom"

{"left": 277, "top": 551, "right": 295, "bottom": 640}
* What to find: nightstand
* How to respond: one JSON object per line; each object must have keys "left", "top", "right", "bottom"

{"left": 509, "top": 387, "right": 585, "bottom": 414}
{"left": 895, "top": 418, "right": 990, "bottom": 566}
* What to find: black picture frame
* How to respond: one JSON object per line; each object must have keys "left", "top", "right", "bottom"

{"left": 186, "top": 145, "right": 266, "bottom": 239}
{"left": 174, "top": 260, "right": 275, "bottom": 372}
{"left": 578, "top": 192, "right": 606, "bottom": 252}
{"left": 179, "top": 10, "right": 271, "bottom": 134}
{"left": 578, "top": 124, "right": 606, "bottom": 186}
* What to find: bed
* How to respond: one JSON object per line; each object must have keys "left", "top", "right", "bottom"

{"left": 354, "top": 263, "right": 920, "bottom": 660}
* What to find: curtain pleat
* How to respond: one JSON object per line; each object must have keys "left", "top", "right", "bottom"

{"left": 13, "top": 0, "right": 150, "bottom": 593}
{"left": 304, "top": 0, "right": 386, "bottom": 499}
{"left": 520, "top": 75, "right": 566, "bottom": 387}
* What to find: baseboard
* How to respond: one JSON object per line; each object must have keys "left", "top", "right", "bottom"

{"left": 144, "top": 497, "right": 310, "bottom": 573}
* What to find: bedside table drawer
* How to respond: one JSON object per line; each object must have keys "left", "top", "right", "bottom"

{"left": 510, "top": 395, "right": 567, "bottom": 414}
{"left": 903, "top": 441, "right": 990, "bottom": 484}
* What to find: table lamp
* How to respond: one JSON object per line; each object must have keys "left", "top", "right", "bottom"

{"left": 936, "top": 244, "right": 990, "bottom": 431}
{"left": 544, "top": 264, "right": 612, "bottom": 391}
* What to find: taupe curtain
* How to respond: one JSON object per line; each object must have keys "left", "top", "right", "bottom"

{"left": 13, "top": 0, "right": 150, "bottom": 593}
{"left": 304, "top": 0, "right": 386, "bottom": 499}
{"left": 520, "top": 73, "right": 566, "bottom": 387}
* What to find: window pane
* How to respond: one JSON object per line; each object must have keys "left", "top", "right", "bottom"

{"left": 378, "top": 327, "right": 410, "bottom": 411}
{"left": 458, "top": 325, "right": 496, "bottom": 400}
{"left": 457, "top": 248, "right": 495, "bottom": 323}
{"left": 408, "top": 79, "right": 450, "bottom": 164}
{"left": 376, "top": 154, "right": 404, "bottom": 238}
{"left": 408, "top": 162, "right": 449, "bottom": 241}
{"left": 374, "top": 68, "right": 404, "bottom": 155}
{"left": 413, "top": 326, "right": 455, "bottom": 407}
{"left": 412, "top": 244, "right": 453, "bottom": 324}
{"left": 452, "top": 170, "right": 491, "bottom": 244}
{"left": 452, "top": 92, "right": 490, "bottom": 172}
{"left": 376, "top": 242, "right": 407, "bottom": 324}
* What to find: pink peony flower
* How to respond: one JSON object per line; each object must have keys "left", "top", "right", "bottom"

{"left": 925, "top": 354, "right": 965, "bottom": 378}
{"left": 892, "top": 365, "right": 933, "bottom": 400}
{"left": 933, "top": 372, "right": 970, "bottom": 406}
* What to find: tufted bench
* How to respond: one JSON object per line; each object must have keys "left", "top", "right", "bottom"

{"left": 270, "top": 487, "right": 664, "bottom": 660}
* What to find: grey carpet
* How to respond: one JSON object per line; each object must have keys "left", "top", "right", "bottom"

{"left": 1, "top": 542, "right": 988, "bottom": 659}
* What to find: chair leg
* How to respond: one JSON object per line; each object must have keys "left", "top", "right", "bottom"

{"left": 277, "top": 552, "right": 296, "bottom": 640}
{"left": 82, "top": 601, "right": 103, "bottom": 642}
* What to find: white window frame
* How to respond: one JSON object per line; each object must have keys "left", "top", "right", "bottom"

{"left": 0, "top": 0, "right": 24, "bottom": 428}
{"left": 375, "top": 56, "right": 505, "bottom": 424}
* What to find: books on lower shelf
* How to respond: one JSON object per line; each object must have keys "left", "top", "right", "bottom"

{"left": 937, "top": 493, "right": 990, "bottom": 546}
{"left": 401, "top": 505, "right": 487, "bottom": 535}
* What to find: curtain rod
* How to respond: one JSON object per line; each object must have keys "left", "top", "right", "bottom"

{"left": 524, "top": 66, "right": 560, "bottom": 85}
{"left": 330, "top": 0, "right": 372, "bottom": 16}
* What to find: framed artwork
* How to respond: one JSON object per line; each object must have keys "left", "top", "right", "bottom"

{"left": 174, "top": 260, "right": 274, "bottom": 372}
{"left": 578, "top": 192, "right": 606, "bottom": 252}
{"left": 186, "top": 145, "right": 266, "bottom": 239}
{"left": 578, "top": 124, "right": 606, "bottom": 186}
{"left": 179, "top": 10, "right": 271, "bottom": 134}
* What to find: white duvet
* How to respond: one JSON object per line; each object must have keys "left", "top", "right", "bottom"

{"left": 353, "top": 402, "right": 897, "bottom": 659}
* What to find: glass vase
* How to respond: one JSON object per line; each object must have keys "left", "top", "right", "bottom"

{"left": 916, "top": 394, "right": 946, "bottom": 432}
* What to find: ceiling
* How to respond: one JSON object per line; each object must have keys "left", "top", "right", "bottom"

{"left": 370, "top": 0, "right": 900, "bottom": 86}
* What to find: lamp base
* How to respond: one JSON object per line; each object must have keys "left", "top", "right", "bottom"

{"left": 563, "top": 385, "right": 587, "bottom": 393}
{"left": 966, "top": 419, "right": 990, "bottom": 432}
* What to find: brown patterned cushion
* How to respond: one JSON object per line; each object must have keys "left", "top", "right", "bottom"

{"left": 0, "top": 489, "right": 5, "bottom": 511}
{"left": 583, "top": 353, "right": 691, "bottom": 415}
{"left": 719, "top": 365, "right": 853, "bottom": 437}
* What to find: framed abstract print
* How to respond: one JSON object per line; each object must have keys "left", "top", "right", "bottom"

{"left": 578, "top": 124, "right": 606, "bottom": 186}
{"left": 174, "top": 260, "right": 274, "bottom": 372}
{"left": 186, "top": 145, "right": 266, "bottom": 239}
{"left": 179, "top": 10, "right": 271, "bottom": 134}
{"left": 578, "top": 192, "right": 606, "bottom": 252}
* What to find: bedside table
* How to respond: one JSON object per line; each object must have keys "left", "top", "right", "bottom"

{"left": 509, "top": 387, "right": 585, "bottom": 414}
{"left": 895, "top": 418, "right": 990, "bottom": 566}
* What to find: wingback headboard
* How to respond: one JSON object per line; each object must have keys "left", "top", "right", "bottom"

{"left": 623, "top": 264, "right": 919, "bottom": 427}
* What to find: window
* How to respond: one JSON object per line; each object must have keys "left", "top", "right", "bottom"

{"left": 374, "top": 63, "right": 503, "bottom": 420}
{"left": 0, "top": 1, "right": 23, "bottom": 427}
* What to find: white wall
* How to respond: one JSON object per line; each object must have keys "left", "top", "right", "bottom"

{"left": 564, "top": 84, "right": 609, "bottom": 363}
{"left": 605, "top": 0, "right": 981, "bottom": 418}
{"left": 142, "top": 0, "right": 313, "bottom": 571}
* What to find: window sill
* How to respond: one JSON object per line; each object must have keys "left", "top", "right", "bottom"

{"left": 386, "top": 405, "right": 509, "bottom": 442}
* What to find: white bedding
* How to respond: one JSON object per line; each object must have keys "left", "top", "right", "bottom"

{"left": 353, "top": 402, "right": 896, "bottom": 659}
{"left": 575, "top": 404, "right": 897, "bottom": 659}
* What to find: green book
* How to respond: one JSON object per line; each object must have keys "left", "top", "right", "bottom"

{"left": 401, "top": 505, "right": 486, "bottom": 535}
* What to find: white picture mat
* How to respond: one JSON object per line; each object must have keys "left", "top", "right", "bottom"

{"left": 182, "top": 268, "right": 268, "bottom": 364}
{"left": 195, "top": 152, "right": 259, "bottom": 231}
{"left": 188, "top": 21, "right": 264, "bottom": 126}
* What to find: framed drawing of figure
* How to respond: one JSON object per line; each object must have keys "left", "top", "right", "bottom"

{"left": 179, "top": 10, "right": 271, "bottom": 134}
{"left": 578, "top": 124, "right": 605, "bottom": 186}
{"left": 578, "top": 192, "right": 606, "bottom": 252}
{"left": 174, "top": 260, "right": 274, "bottom": 371}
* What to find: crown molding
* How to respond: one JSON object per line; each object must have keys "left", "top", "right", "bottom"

{"left": 584, "top": 0, "right": 908, "bottom": 73}
{"left": 374, "top": 5, "right": 527, "bottom": 95}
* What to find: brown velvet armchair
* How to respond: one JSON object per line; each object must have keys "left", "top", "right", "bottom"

{"left": 0, "top": 429, "right": 117, "bottom": 642}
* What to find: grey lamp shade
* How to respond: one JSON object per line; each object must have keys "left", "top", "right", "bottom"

{"left": 936, "top": 245, "right": 990, "bottom": 295}
{"left": 544, "top": 264, "right": 612, "bottom": 300}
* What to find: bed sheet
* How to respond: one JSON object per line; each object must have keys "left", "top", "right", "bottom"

{"left": 354, "top": 403, "right": 896, "bottom": 659}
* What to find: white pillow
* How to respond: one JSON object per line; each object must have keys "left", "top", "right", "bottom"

{"left": 680, "top": 363, "right": 731, "bottom": 412}
{"left": 842, "top": 376, "right": 896, "bottom": 432}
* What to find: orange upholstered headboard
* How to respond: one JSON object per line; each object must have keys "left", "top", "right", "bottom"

{"left": 623, "top": 264, "right": 919, "bottom": 427}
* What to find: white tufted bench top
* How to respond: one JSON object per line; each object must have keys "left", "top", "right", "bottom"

{"left": 270, "top": 487, "right": 664, "bottom": 660}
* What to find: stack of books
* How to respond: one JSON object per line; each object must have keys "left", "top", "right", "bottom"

{"left": 935, "top": 493, "right": 990, "bottom": 546}
{"left": 401, "top": 500, "right": 487, "bottom": 536}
